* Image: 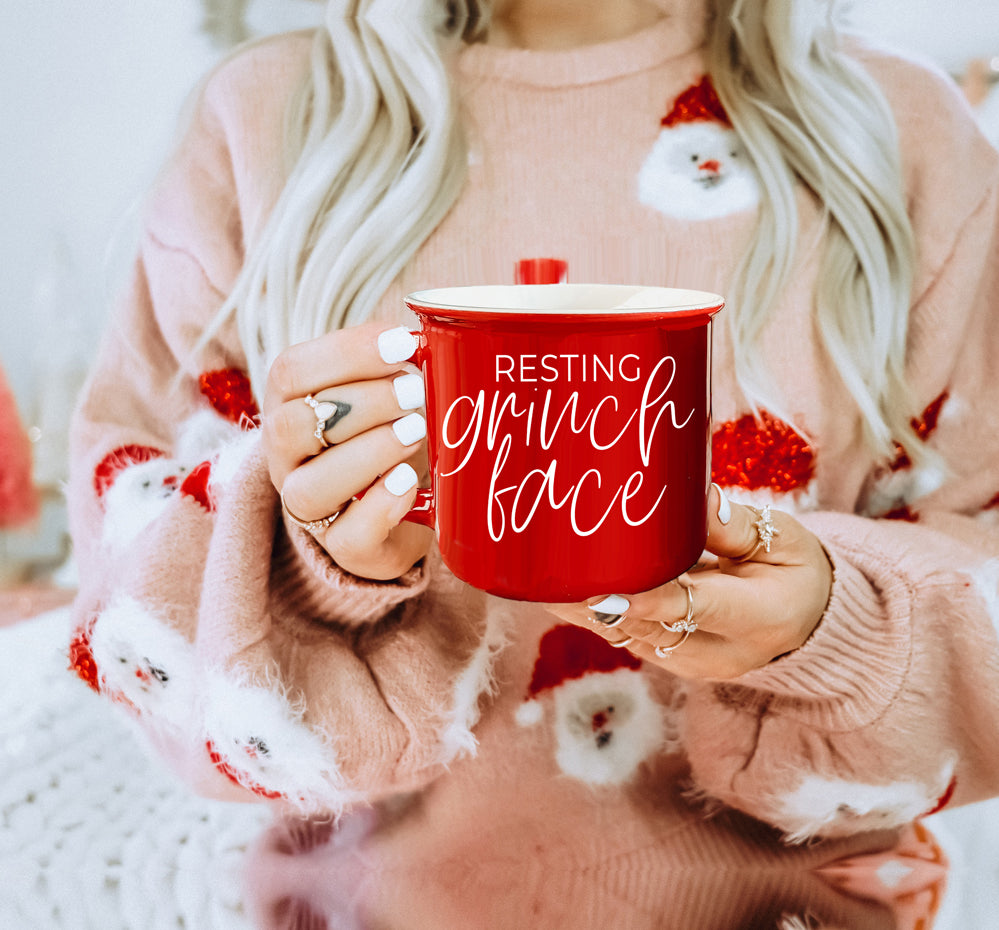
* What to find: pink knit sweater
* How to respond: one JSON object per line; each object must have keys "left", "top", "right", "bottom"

{"left": 68, "top": 19, "right": 999, "bottom": 844}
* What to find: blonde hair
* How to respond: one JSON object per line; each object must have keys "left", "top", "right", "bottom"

{"left": 213, "top": 0, "right": 922, "bottom": 463}
{"left": 707, "top": 0, "right": 922, "bottom": 462}
{"left": 211, "top": 0, "right": 485, "bottom": 392}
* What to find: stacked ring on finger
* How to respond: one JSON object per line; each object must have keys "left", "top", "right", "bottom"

{"left": 659, "top": 581, "right": 697, "bottom": 634}
{"left": 304, "top": 393, "right": 351, "bottom": 449}
{"left": 654, "top": 581, "right": 697, "bottom": 658}
{"left": 281, "top": 489, "right": 344, "bottom": 535}
{"left": 654, "top": 628, "right": 693, "bottom": 659}
{"left": 731, "top": 504, "right": 780, "bottom": 562}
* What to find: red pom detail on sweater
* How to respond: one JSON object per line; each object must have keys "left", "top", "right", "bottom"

{"left": 661, "top": 75, "right": 731, "bottom": 128}
{"left": 68, "top": 616, "right": 101, "bottom": 693}
{"left": 711, "top": 411, "right": 815, "bottom": 493}
{"left": 198, "top": 368, "right": 259, "bottom": 427}
{"left": 93, "top": 445, "right": 165, "bottom": 499}
{"left": 179, "top": 460, "right": 215, "bottom": 512}
{"left": 206, "top": 739, "right": 285, "bottom": 800}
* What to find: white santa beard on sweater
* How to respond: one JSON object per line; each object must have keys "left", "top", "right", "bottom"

{"left": 638, "top": 122, "right": 760, "bottom": 220}
{"left": 174, "top": 408, "right": 244, "bottom": 464}
{"left": 551, "top": 668, "right": 666, "bottom": 786}
{"left": 773, "top": 759, "right": 956, "bottom": 844}
{"left": 862, "top": 460, "right": 949, "bottom": 518}
{"left": 99, "top": 411, "right": 249, "bottom": 551}
{"left": 100, "top": 458, "right": 185, "bottom": 551}
{"left": 720, "top": 485, "right": 820, "bottom": 517}
{"left": 90, "top": 596, "right": 196, "bottom": 727}
{"left": 203, "top": 672, "right": 355, "bottom": 812}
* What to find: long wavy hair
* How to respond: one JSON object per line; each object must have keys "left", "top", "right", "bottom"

{"left": 211, "top": 0, "right": 922, "bottom": 463}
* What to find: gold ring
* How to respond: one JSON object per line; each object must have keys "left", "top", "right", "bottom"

{"left": 304, "top": 394, "right": 350, "bottom": 450}
{"left": 281, "top": 489, "right": 343, "bottom": 534}
{"left": 659, "top": 581, "right": 697, "bottom": 634}
{"left": 655, "top": 628, "right": 693, "bottom": 659}
{"left": 731, "top": 504, "right": 780, "bottom": 563}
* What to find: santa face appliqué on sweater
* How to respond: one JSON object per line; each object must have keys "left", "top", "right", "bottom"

{"left": 638, "top": 76, "right": 760, "bottom": 220}
{"left": 516, "top": 625, "right": 670, "bottom": 785}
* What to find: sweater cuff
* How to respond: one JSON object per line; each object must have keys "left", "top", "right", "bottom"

{"left": 273, "top": 512, "right": 433, "bottom": 627}
{"left": 732, "top": 542, "right": 911, "bottom": 731}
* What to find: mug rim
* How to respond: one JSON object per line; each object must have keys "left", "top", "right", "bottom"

{"left": 405, "top": 283, "right": 724, "bottom": 319}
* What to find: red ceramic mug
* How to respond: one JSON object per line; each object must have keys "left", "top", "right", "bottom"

{"left": 399, "top": 284, "right": 724, "bottom": 602}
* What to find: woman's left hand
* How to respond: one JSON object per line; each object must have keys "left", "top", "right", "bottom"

{"left": 543, "top": 485, "right": 833, "bottom": 679}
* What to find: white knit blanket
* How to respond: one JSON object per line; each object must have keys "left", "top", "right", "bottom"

{"left": 0, "top": 608, "right": 270, "bottom": 929}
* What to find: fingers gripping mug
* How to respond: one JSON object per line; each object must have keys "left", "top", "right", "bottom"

{"left": 399, "top": 284, "right": 723, "bottom": 602}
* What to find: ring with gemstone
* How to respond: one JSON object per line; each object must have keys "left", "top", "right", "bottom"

{"left": 732, "top": 504, "right": 780, "bottom": 563}
{"left": 304, "top": 394, "right": 351, "bottom": 449}
{"left": 659, "top": 581, "right": 697, "bottom": 634}
{"left": 281, "top": 489, "right": 343, "bottom": 535}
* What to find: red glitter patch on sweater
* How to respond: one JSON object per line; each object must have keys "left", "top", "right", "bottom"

{"left": 93, "top": 445, "right": 165, "bottom": 499}
{"left": 206, "top": 740, "right": 285, "bottom": 800}
{"left": 711, "top": 411, "right": 815, "bottom": 493}
{"left": 198, "top": 368, "right": 259, "bottom": 427}
{"left": 179, "top": 460, "right": 215, "bottom": 512}
{"left": 68, "top": 616, "right": 100, "bottom": 693}
{"left": 890, "top": 392, "right": 949, "bottom": 471}
{"left": 526, "top": 624, "right": 642, "bottom": 699}
{"left": 662, "top": 75, "right": 731, "bottom": 128}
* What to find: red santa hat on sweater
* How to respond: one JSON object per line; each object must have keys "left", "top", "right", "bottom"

{"left": 515, "top": 624, "right": 641, "bottom": 726}
{"left": 661, "top": 74, "right": 732, "bottom": 128}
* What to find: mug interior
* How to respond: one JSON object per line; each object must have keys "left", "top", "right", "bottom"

{"left": 406, "top": 284, "right": 723, "bottom": 317}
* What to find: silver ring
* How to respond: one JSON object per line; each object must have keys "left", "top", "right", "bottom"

{"left": 655, "top": 628, "right": 693, "bottom": 659}
{"left": 304, "top": 394, "right": 350, "bottom": 450}
{"left": 281, "top": 489, "right": 343, "bottom": 534}
{"left": 608, "top": 636, "right": 635, "bottom": 649}
{"left": 659, "top": 581, "right": 697, "bottom": 634}
{"left": 732, "top": 504, "right": 780, "bottom": 563}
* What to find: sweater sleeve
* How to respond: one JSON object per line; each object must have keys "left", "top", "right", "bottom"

{"left": 66, "top": 37, "right": 502, "bottom": 814}
{"left": 680, "top": 62, "right": 999, "bottom": 842}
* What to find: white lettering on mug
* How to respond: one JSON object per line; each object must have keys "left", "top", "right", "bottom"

{"left": 446, "top": 354, "right": 694, "bottom": 540}
{"left": 493, "top": 354, "right": 646, "bottom": 383}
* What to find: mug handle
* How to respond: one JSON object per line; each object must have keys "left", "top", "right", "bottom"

{"left": 392, "top": 332, "right": 436, "bottom": 530}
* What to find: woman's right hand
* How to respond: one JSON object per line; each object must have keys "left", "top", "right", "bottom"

{"left": 262, "top": 322, "right": 434, "bottom": 580}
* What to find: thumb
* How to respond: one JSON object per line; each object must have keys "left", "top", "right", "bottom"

{"left": 705, "top": 483, "right": 780, "bottom": 564}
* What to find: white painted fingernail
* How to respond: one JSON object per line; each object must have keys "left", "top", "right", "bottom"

{"left": 393, "top": 373, "right": 425, "bottom": 410}
{"left": 378, "top": 327, "right": 418, "bottom": 364}
{"left": 385, "top": 462, "right": 418, "bottom": 496}
{"left": 713, "top": 483, "right": 732, "bottom": 525}
{"left": 392, "top": 412, "right": 426, "bottom": 446}
{"left": 587, "top": 594, "right": 630, "bottom": 615}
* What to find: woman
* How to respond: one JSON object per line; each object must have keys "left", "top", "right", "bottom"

{"left": 69, "top": 0, "right": 999, "bottom": 848}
